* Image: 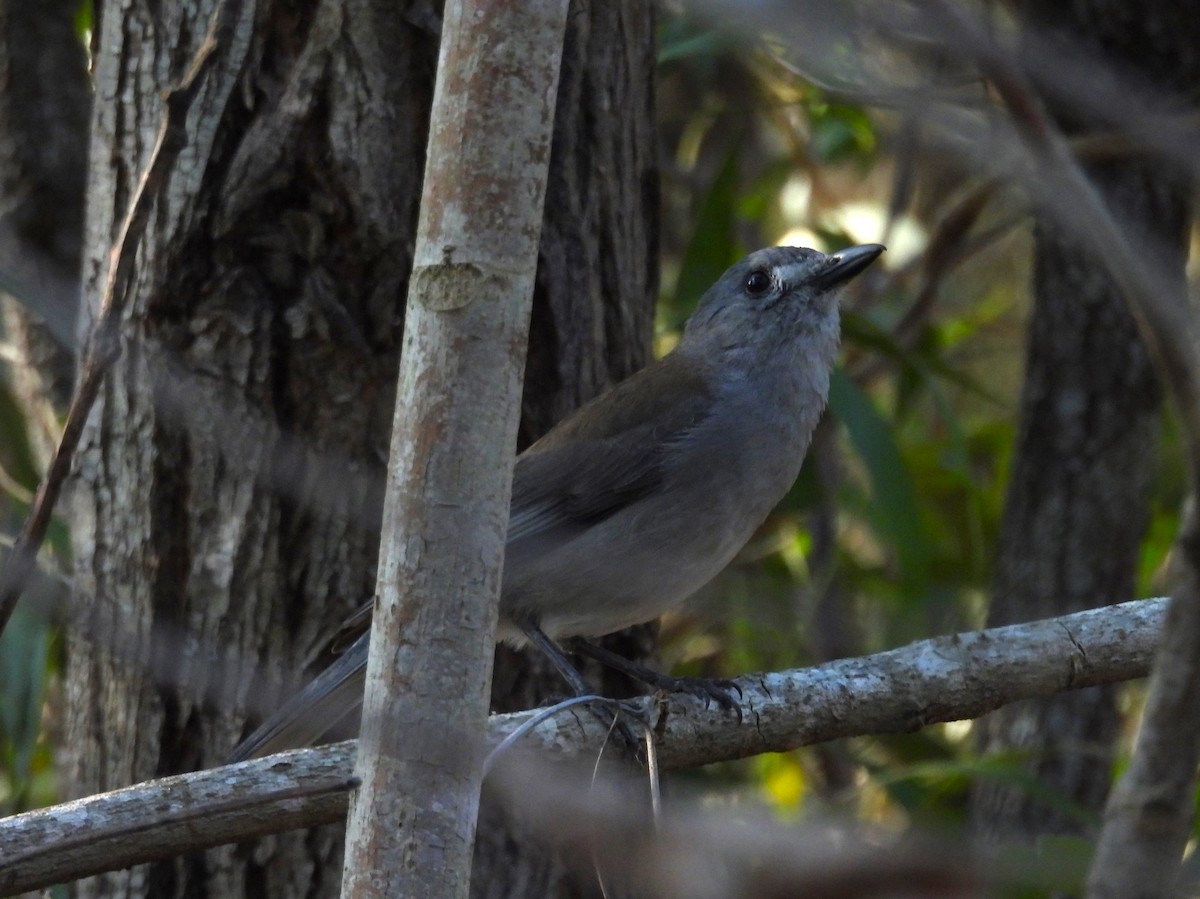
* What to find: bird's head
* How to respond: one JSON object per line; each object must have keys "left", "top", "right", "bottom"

{"left": 681, "top": 244, "right": 884, "bottom": 361}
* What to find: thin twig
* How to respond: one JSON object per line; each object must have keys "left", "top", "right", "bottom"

{"left": 930, "top": 1, "right": 1200, "bottom": 474}
{"left": 482, "top": 694, "right": 623, "bottom": 776}
{"left": 0, "top": 0, "right": 243, "bottom": 635}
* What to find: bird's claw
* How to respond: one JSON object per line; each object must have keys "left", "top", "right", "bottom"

{"left": 648, "top": 674, "right": 743, "bottom": 722}
{"left": 564, "top": 637, "right": 744, "bottom": 722}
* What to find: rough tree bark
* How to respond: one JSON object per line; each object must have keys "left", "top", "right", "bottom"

{"left": 64, "top": 2, "right": 655, "bottom": 897}
{"left": 970, "top": 0, "right": 1198, "bottom": 848}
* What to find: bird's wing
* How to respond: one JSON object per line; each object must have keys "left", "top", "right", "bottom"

{"left": 228, "top": 358, "right": 715, "bottom": 759}
{"left": 508, "top": 358, "right": 715, "bottom": 545}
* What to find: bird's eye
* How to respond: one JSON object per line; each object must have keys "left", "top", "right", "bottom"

{"left": 744, "top": 270, "right": 772, "bottom": 296}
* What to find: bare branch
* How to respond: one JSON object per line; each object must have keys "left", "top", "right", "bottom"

{"left": 0, "top": 597, "right": 1164, "bottom": 896}
{"left": 0, "top": 746, "right": 357, "bottom": 897}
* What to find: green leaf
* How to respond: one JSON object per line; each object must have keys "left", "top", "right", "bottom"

{"left": 74, "top": 0, "right": 92, "bottom": 41}
{"left": 806, "top": 100, "right": 876, "bottom": 165}
{"left": 841, "top": 311, "right": 1006, "bottom": 408}
{"left": 658, "top": 28, "right": 730, "bottom": 65}
{"left": 673, "top": 146, "right": 743, "bottom": 314}
{"left": 0, "top": 377, "right": 42, "bottom": 491}
{"left": 829, "top": 368, "right": 930, "bottom": 597}
{"left": 0, "top": 603, "right": 53, "bottom": 812}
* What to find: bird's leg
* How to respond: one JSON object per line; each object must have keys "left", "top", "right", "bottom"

{"left": 570, "top": 638, "right": 743, "bottom": 722}
{"left": 519, "top": 624, "right": 644, "bottom": 755}
{"left": 520, "top": 623, "right": 594, "bottom": 697}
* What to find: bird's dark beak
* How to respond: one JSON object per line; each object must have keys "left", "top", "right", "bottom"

{"left": 813, "top": 243, "right": 885, "bottom": 289}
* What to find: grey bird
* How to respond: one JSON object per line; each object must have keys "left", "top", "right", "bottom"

{"left": 229, "top": 243, "right": 884, "bottom": 762}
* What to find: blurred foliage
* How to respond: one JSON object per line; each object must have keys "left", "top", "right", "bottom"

{"left": 0, "top": 4, "right": 1191, "bottom": 897}
{"left": 0, "top": 372, "right": 63, "bottom": 814}
{"left": 655, "top": 6, "right": 1181, "bottom": 897}
{"left": 0, "top": 0, "right": 87, "bottom": 823}
{"left": 0, "top": 605, "right": 57, "bottom": 812}
{"left": 657, "top": 7, "right": 1021, "bottom": 658}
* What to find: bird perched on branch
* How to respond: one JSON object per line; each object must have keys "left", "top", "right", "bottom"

{"left": 229, "top": 243, "right": 884, "bottom": 762}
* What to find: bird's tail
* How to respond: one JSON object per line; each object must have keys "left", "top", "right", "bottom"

{"left": 227, "top": 634, "right": 369, "bottom": 762}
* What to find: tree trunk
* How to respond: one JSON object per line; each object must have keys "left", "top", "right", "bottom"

{"left": 970, "top": 0, "right": 1197, "bottom": 848}
{"left": 64, "top": 1, "right": 655, "bottom": 897}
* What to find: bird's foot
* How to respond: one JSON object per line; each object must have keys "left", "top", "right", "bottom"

{"left": 569, "top": 638, "right": 744, "bottom": 722}
{"left": 519, "top": 624, "right": 652, "bottom": 761}
{"left": 639, "top": 672, "right": 744, "bottom": 722}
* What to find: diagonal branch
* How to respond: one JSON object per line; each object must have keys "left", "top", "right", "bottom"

{"left": 0, "top": 597, "right": 1166, "bottom": 896}
{"left": 0, "top": 0, "right": 244, "bottom": 636}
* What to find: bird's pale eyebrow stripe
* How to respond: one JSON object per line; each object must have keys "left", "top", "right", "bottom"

{"left": 774, "top": 262, "right": 809, "bottom": 283}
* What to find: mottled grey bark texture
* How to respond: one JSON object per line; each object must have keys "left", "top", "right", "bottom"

{"left": 340, "top": 1, "right": 571, "bottom": 893}
{"left": 68, "top": 3, "right": 427, "bottom": 895}
{"left": 65, "top": 1, "right": 655, "bottom": 897}
{"left": 970, "top": 0, "right": 1198, "bottom": 848}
